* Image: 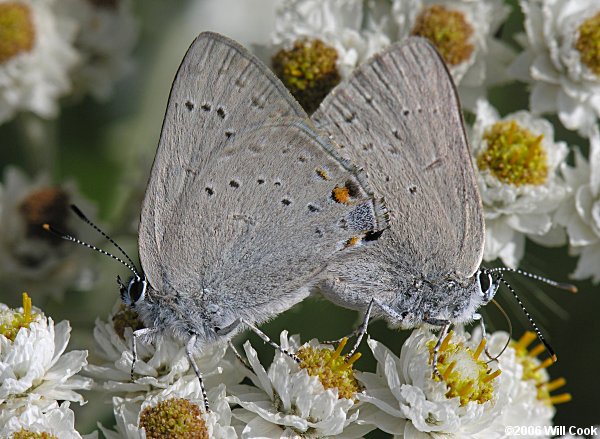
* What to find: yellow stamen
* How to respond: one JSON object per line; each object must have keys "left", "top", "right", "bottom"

{"left": 442, "top": 360, "right": 456, "bottom": 380}
{"left": 346, "top": 352, "right": 361, "bottom": 366}
{"left": 326, "top": 337, "right": 347, "bottom": 366}
{"left": 473, "top": 338, "right": 486, "bottom": 360}
{"left": 528, "top": 343, "right": 545, "bottom": 358}
{"left": 458, "top": 381, "right": 474, "bottom": 397}
{"left": 514, "top": 331, "right": 537, "bottom": 351}
{"left": 543, "top": 377, "right": 567, "bottom": 392}
{"left": 440, "top": 330, "right": 454, "bottom": 351}
{"left": 22, "top": 292, "right": 33, "bottom": 325}
{"left": 549, "top": 393, "right": 572, "bottom": 405}
{"left": 533, "top": 357, "right": 554, "bottom": 371}
{"left": 482, "top": 369, "right": 502, "bottom": 383}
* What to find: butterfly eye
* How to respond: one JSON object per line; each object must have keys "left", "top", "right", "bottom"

{"left": 123, "top": 276, "right": 147, "bottom": 306}
{"left": 477, "top": 270, "right": 498, "bottom": 303}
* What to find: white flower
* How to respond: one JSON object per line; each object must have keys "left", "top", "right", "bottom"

{"left": 470, "top": 99, "right": 570, "bottom": 268}
{"left": 510, "top": 0, "right": 600, "bottom": 136}
{"left": 391, "top": 0, "right": 514, "bottom": 109}
{"left": 556, "top": 125, "right": 600, "bottom": 283}
{"left": 0, "top": 293, "right": 92, "bottom": 420}
{"left": 272, "top": 0, "right": 390, "bottom": 77}
{"left": 482, "top": 331, "right": 555, "bottom": 435}
{"left": 84, "top": 300, "right": 244, "bottom": 397}
{"left": 228, "top": 331, "right": 369, "bottom": 438}
{"left": 357, "top": 329, "right": 508, "bottom": 438}
{"left": 0, "top": 401, "right": 97, "bottom": 439}
{"left": 0, "top": 0, "right": 79, "bottom": 124}
{"left": 0, "top": 166, "right": 98, "bottom": 300}
{"left": 470, "top": 329, "right": 571, "bottom": 437}
{"left": 100, "top": 381, "right": 236, "bottom": 439}
{"left": 59, "top": 0, "right": 138, "bottom": 101}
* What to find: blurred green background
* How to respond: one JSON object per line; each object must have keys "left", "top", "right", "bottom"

{"left": 0, "top": 0, "right": 598, "bottom": 436}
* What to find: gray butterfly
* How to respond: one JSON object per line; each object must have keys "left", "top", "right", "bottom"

{"left": 117, "top": 32, "right": 388, "bottom": 407}
{"left": 311, "top": 37, "right": 496, "bottom": 349}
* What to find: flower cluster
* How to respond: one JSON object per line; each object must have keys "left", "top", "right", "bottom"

{"left": 0, "top": 293, "right": 94, "bottom": 438}
{"left": 0, "top": 0, "right": 138, "bottom": 125}
{"left": 0, "top": 288, "right": 574, "bottom": 437}
{"left": 358, "top": 328, "right": 570, "bottom": 437}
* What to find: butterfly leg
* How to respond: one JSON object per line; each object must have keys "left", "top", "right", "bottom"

{"left": 345, "top": 298, "right": 407, "bottom": 359}
{"left": 217, "top": 318, "right": 300, "bottom": 363}
{"left": 344, "top": 298, "right": 375, "bottom": 358}
{"left": 131, "top": 327, "right": 159, "bottom": 380}
{"left": 428, "top": 322, "right": 451, "bottom": 379}
{"left": 321, "top": 329, "right": 361, "bottom": 345}
{"left": 185, "top": 335, "right": 210, "bottom": 412}
{"left": 227, "top": 340, "right": 251, "bottom": 369}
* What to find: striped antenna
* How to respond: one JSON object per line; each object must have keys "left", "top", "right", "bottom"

{"left": 43, "top": 223, "right": 140, "bottom": 278}
{"left": 497, "top": 275, "right": 557, "bottom": 362}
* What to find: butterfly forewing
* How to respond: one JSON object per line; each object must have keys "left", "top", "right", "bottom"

{"left": 139, "top": 33, "right": 386, "bottom": 321}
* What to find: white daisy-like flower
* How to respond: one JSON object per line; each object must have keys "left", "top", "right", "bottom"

{"left": 84, "top": 300, "right": 244, "bottom": 397}
{"left": 228, "top": 331, "right": 371, "bottom": 438}
{"left": 470, "top": 99, "right": 570, "bottom": 268}
{"left": 268, "top": 0, "right": 390, "bottom": 113}
{"left": 272, "top": 0, "right": 390, "bottom": 77}
{"left": 59, "top": 0, "right": 138, "bottom": 101}
{"left": 0, "top": 401, "right": 97, "bottom": 439}
{"left": 555, "top": 125, "right": 600, "bottom": 283}
{"left": 357, "top": 328, "right": 508, "bottom": 438}
{"left": 510, "top": 0, "right": 600, "bottom": 136}
{"left": 0, "top": 293, "right": 93, "bottom": 420}
{"left": 472, "top": 329, "right": 571, "bottom": 436}
{"left": 0, "top": 0, "right": 79, "bottom": 124}
{"left": 100, "top": 381, "right": 236, "bottom": 439}
{"left": 0, "top": 166, "right": 98, "bottom": 300}
{"left": 391, "top": 0, "right": 514, "bottom": 109}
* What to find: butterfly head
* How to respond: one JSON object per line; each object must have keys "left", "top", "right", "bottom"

{"left": 119, "top": 274, "right": 148, "bottom": 308}
{"left": 476, "top": 269, "right": 501, "bottom": 305}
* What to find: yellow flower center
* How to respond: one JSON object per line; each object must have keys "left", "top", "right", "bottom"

{"left": 138, "top": 398, "right": 208, "bottom": 439}
{"left": 411, "top": 4, "right": 474, "bottom": 66}
{"left": 19, "top": 187, "right": 70, "bottom": 244}
{"left": 477, "top": 120, "right": 548, "bottom": 186}
{"left": 0, "top": 2, "right": 35, "bottom": 64}
{"left": 272, "top": 39, "right": 340, "bottom": 114}
{"left": 112, "top": 304, "right": 145, "bottom": 339}
{"left": 12, "top": 430, "right": 58, "bottom": 439}
{"left": 0, "top": 292, "right": 38, "bottom": 342}
{"left": 428, "top": 331, "right": 500, "bottom": 406}
{"left": 575, "top": 11, "right": 600, "bottom": 76}
{"left": 296, "top": 337, "right": 362, "bottom": 400}
{"left": 512, "top": 332, "right": 571, "bottom": 406}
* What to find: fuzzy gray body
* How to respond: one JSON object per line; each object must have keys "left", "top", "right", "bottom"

{"left": 312, "top": 38, "right": 486, "bottom": 327}
{"left": 135, "top": 33, "right": 386, "bottom": 348}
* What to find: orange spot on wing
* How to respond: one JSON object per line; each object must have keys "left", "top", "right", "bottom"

{"left": 332, "top": 185, "right": 351, "bottom": 204}
{"left": 344, "top": 236, "right": 362, "bottom": 248}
